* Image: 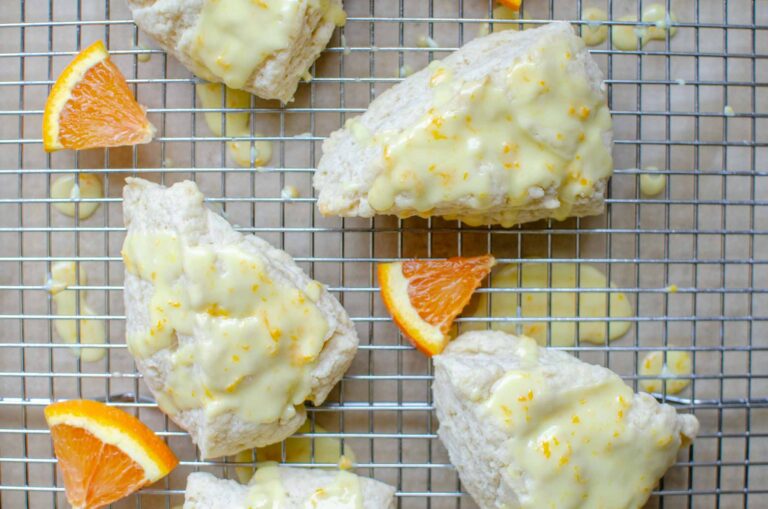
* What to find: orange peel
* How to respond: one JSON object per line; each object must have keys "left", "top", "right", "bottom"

{"left": 497, "top": 0, "right": 522, "bottom": 11}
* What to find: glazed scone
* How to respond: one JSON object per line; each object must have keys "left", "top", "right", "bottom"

{"left": 433, "top": 331, "right": 699, "bottom": 509}
{"left": 314, "top": 22, "right": 614, "bottom": 227}
{"left": 127, "top": 0, "right": 345, "bottom": 102}
{"left": 122, "top": 178, "right": 358, "bottom": 458}
{"left": 184, "top": 467, "right": 396, "bottom": 508}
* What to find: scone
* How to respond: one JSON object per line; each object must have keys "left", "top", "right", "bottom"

{"left": 184, "top": 467, "right": 396, "bottom": 508}
{"left": 314, "top": 22, "right": 614, "bottom": 227}
{"left": 127, "top": 0, "right": 345, "bottom": 102}
{"left": 433, "top": 331, "right": 699, "bottom": 509}
{"left": 121, "top": 178, "right": 358, "bottom": 458}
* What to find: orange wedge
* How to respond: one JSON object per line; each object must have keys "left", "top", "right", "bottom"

{"left": 43, "top": 41, "right": 155, "bottom": 151}
{"left": 45, "top": 399, "right": 178, "bottom": 509}
{"left": 379, "top": 255, "right": 496, "bottom": 356}
{"left": 498, "top": 0, "right": 522, "bottom": 11}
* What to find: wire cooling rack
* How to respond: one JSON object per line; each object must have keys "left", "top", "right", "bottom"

{"left": 1, "top": 0, "right": 766, "bottom": 507}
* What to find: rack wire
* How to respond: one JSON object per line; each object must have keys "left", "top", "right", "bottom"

{"left": 0, "top": 0, "right": 766, "bottom": 507}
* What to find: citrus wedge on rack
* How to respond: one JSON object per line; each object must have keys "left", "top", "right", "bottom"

{"left": 43, "top": 40, "right": 155, "bottom": 151}
{"left": 44, "top": 399, "right": 178, "bottom": 509}
{"left": 378, "top": 255, "right": 496, "bottom": 356}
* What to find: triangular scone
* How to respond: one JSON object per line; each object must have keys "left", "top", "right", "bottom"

{"left": 433, "top": 331, "right": 698, "bottom": 509}
{"left": 314, "top": 22, "right": 613, "bottom": 227}
{"left": 184, "top": 468, "right": 396, "bottom": 509}
{"left": 122, "top": 178, "right": 358, "bottom": 458}
{"left": 127, "top": 0, "right": 344, "bottom": 103}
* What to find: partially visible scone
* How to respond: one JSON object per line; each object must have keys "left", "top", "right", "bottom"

{"left": 433, "top": 331, "right": 699, "bottom": 509}
{"left": 122, "top": 178, "right": 358, "bottom": 458}
{"left": 184, "top": 468, "right": 396, "bottom": 509}
{"left": 127, "top": 0, "right": 345, "bottom": 102}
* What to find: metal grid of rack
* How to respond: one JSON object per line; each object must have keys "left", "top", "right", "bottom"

{"left": 0, "top": 0, "right": 766, "bottom": 507}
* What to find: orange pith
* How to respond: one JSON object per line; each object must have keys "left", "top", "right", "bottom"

{"left": 379, "top": 255, "right": 495, "bottom": 356}
{"left": 43, "top": 41, "right": 155, "bottom": 151}
{"left": 45, "top": 399, "right": 178, "bottom": 509}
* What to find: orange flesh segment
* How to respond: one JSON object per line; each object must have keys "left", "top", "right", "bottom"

{"left": 57, "top": 58, "right": 152, "bottom": 149}
{"left": 403, "top": 255, "right": 496, "bottom": 333}
{"left": 50, "top": 423, "right": 148, "bottom": 509}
